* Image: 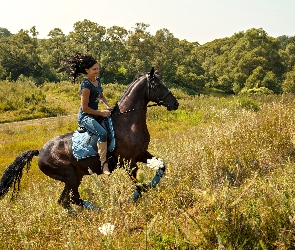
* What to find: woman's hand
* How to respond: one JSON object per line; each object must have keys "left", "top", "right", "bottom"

{"left": 99, "top": 110, "right": 111, "bottom": 117}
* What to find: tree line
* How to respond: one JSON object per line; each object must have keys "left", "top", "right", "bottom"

{"left": 0, "top": 19, "right": 295, "bottom": 94}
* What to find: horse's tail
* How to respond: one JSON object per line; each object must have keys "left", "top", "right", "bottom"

{"left": 0, "top": 150, "right": 39, "bottom": 199}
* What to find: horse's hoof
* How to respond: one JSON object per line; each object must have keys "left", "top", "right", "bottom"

{"left": 82, "top": 200, "right": 102, "bottom": 212}
{"left": 66, "top": 206, "right": 78, "bottom": 216}
{"left": 130, "top": 190, "right": 142, "bottom": 202}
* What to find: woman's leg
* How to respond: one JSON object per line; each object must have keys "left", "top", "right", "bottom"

{"left": 79, "top": 116, "right": 110, "bottom": 175}
{"left": 78, "top": 115, "right": 107, "bottom": 142}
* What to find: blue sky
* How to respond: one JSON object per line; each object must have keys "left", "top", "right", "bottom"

{"left": 1, "top": 0, "right": 295, "bottom": 44}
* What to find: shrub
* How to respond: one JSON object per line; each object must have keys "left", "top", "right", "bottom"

{"left": 237, "top": 96, "right": 260, "bottom": 111}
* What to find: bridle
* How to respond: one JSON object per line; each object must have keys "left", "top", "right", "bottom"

{"left": 146, "top": 74, "right": 171, "bottom": 106}
{"left": 111, "top": 74, "right": 172, "bottom": 117}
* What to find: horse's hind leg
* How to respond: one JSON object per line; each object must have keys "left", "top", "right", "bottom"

{"left": 38, "top": 160, "right": 83, "bottom": 209}
{"left": 58, "top": 175, "right": 101, "bottom": 211}
{"left": 58, "top": 177, "right": 83, "bottom": 209}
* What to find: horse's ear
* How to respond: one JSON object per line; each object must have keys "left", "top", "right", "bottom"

{"left": 149, "top": 67, "right": 155, "bottom": 78}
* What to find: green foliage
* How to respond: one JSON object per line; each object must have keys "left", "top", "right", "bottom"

{"left": 0, "top": 81, "right": 76, "bottom": 123}
{"left": 282, "top": 66, "right": 295, "bottom": 93}
{"left": 279, "top": 42, "right": 295, "bottom": 71}
{"left": 237, "top": 96, "right": 260, "bottom": 111}
{"left": 0, "top": 27, "right": 12, "bottom": 38}
{"left": 195, "top": 28, "right": 285, "bottom": 94}
{"left": 0, "top": 80, "right": 148, "bottom": 123}
{"left": 240, "top": 87, "right": 274, "bottom": 96}
{"left": 0, "top": 30, "right": 42, "bottom": 81}
{"left": 1, "top": 23, "right": 294, "bottom": 94}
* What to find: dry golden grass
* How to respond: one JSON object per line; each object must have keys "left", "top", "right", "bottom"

{"left": 1, "top": 82, "right": 295, "bottom": 249}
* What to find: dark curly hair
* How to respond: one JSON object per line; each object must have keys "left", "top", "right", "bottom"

{"left": 67, "top": 53, "right": 97, "bottom": 82}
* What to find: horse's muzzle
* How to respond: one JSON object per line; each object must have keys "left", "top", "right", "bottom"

{"left": 167, "top": 101, "right": 179, "bottom": 111}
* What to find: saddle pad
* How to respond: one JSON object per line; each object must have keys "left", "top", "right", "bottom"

{"left": 72, "top": 130, "right": 98, "bottom": 160}
{"left": 71, "top": 117, "right": 116, "bottom": 160}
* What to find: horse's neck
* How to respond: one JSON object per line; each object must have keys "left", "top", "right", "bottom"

{"left": 114, "top": 78, "right": 149, "bottom": 135}
{"left": 118, "top": 78, "right": 148, "bottom": 112}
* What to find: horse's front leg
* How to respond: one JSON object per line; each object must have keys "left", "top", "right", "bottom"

{"left": 140, "top": 151, "right": 166, "bottom": 175}
{"left": 139, "top": 151, "right": 154, "bottom": 164}
{"left": 131, "top": 151, "right": 166, "bottom": 201}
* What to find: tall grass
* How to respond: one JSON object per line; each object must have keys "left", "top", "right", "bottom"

{"left": 0, "top": 81, "right": 295, "bottom": 249}
{"left": 0, "top": 81, "right": 128, "bottom": 123}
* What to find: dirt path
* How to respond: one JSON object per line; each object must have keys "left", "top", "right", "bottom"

{"left": 0, "top": 114, "right": 77, "bottom": 131}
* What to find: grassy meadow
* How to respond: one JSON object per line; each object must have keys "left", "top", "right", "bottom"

{"left": 1, "top": 80, "right": 295, "bottom": 249}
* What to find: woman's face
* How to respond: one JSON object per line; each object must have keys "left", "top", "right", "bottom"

{"left": 86, "top": 63, "right": 99, "bottom": 78}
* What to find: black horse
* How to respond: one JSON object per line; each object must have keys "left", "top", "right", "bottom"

{"left": 0, "top": 68, "right": 179, "bottom": 210}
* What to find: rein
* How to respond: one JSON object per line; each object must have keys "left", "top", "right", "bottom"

{"left": 111, "top": 103, "right": 159, "bottom": 117}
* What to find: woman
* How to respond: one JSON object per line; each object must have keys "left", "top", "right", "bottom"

{"left": 68, "top": 53, "right": 112, "bottom": 175}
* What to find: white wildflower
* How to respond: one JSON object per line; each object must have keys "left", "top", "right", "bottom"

{"left": 147, "top": 157, "right": 164, "bottom": 170}
{"left": 98, "top": 223, "right": 115, "bottom": 236}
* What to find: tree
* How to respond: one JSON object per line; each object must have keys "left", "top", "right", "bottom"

{"left": 243, "top": 66, "right": 281, "bottom": 94}
{"left": 227, "top": 29, "right": 282, "bottom": 93}
{"left": 37, "top": 28, "right": 67, "bottom": 81}
{"left": 279, "top": 42, "right": 295, "bottom": 72}
{"left": 66, "top": 19, "right": 106, "bottom": 60}
{"left": 277, "top": 35, "right": 295, "bottom": 50}
{"left": 0, "top": 64, "right": 6, "bottom": 79}
{"left": 216, "top": 75, "right": 233, "bottom": 92}
{"left": 282, "top": 66, "right": 295, "bottom": 93}
{"left": 261, "top": 71, "right": 281, "bottom": 93}
{"left": 233, "top": 72, "right": 248, "bottom": 93}
{"left": 174, "top": 42, "right": 205, "bottom": 91}
{"left": 125, "top": 23, "right": 153, "bottom": 78}
{"left": 245, "top": 66, "right": 266, "bottom": 89}
{"left": 30, "top": 26, "right": 39, "bottom": 41}
{"left": 0, "top": 29, "right": 42, "bottom": 82}
{"left": 194, "top": 36, "right": 238, "bottom": 92}
{"left": 150, "top": 28, "right": 180, "bottom": 83}
{"left": 0, "top": 27, "right": 12, "bottom": 38}
{"left": 101, "top": 26, "right": 129, "bottom": 83}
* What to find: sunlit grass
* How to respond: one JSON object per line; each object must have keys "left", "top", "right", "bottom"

{"left": 1, "top": 82, "right": 295, "bottom": 248}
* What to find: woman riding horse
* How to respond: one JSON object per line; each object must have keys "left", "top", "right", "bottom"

{"left": 0, "top": 66, "right": 179, "bottom": 210}
{"left": 68, "top": 53, "right": 112, "bottom": 175}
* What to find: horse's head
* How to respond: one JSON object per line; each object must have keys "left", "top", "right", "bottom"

{"left": 147, "top": 67, "right": 179, "bottom": 111}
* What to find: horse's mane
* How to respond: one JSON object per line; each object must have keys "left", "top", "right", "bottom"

{"left": 116, "top": 73, "right": 147, "bottom": 106}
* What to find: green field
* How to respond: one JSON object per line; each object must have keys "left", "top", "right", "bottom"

{"left": 1, "top": 81, "right": 295, "bottom": 249}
